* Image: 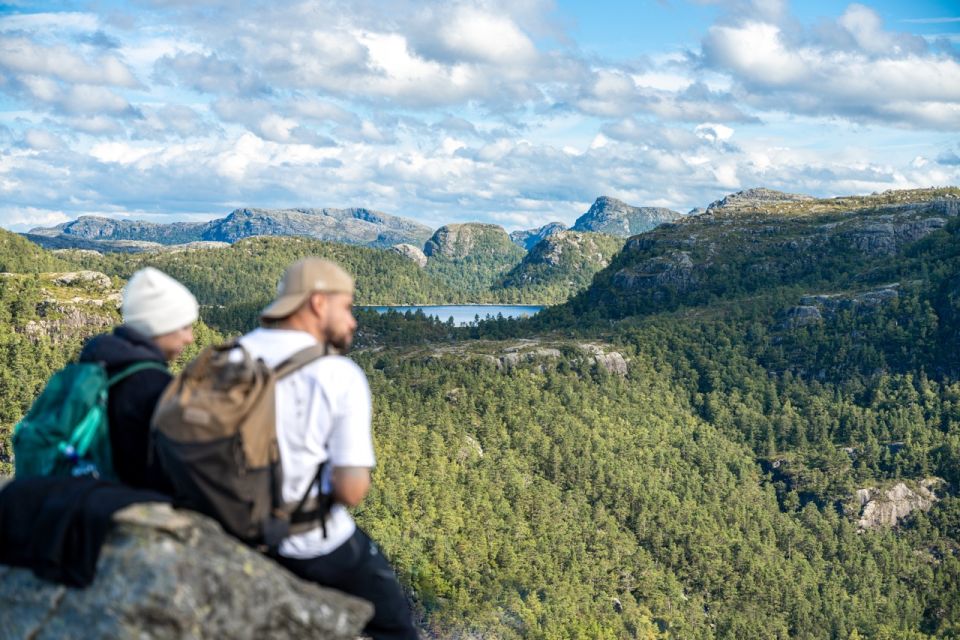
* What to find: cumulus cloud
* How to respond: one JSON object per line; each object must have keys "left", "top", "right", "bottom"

{"left": 152, "top": 51, "right": 265, "bottom": 95}
{"left": 701, "top": 5, "right": 960, "bottom": 129}
{"left": 0, "top": 36, "right": 139, "bottom": 87}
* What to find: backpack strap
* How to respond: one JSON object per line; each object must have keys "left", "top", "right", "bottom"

{"left": 287, "top": 462, "right": 334, "bottom": 538}
{"left": 106, "top": 361, "right": 168, "bottom": 387}
{"left": 264, "top": 344, "right": 336, "bottom": 546}
{"left": 274, "top": 343, "right": 332, "bottom": 379}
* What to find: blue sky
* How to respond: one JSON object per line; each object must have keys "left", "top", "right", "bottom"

{"left": 0, "top": 0, "right": 958, "bottom": 232}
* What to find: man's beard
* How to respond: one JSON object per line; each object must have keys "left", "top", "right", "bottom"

{"left": 325, "top": 330, "right": 353, "bottom": 353}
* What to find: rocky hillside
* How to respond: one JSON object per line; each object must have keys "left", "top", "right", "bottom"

{"left": 565, "top": 188, "right": 960, "bottom": 320}
{"left": 423, "top": 223, "right": 522, "bottom": 261}
{"left": 0, "top": 228, "right": 68, "bottom": 272}
{"left": 572, "top": 196, "right": 681, "bottom": 237}
{"left": 498, "top": 231, "right": 623, "bottom": 303}
{"left": 27, "top": 207, "right": 433, "bottom": 251}
{"left": 509, "top": 222, "right": 567, "bottom": 251}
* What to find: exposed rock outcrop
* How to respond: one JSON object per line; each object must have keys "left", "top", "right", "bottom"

{"left": 855, "top": 480, "right": 942, "bottom": 531}
{"left": 52, "top": 271, "right": 112, "bottom": 290}
{"left": 572, "top": 197, "right": 681, "bottom": 237}
{"left": 0, "top": 502, "right": 372, "bottom": 639}
{"left": 781, "top": 305, "right": 823, "bottom": 328}
{"left": 390, "top": 243, "right": 428, "bottom": 267}
{"left": 706, "top": 187, "right": 815, "bottom": 212}
{"left": 492, "top": 343, "right": 628, "bottom": 376}
{"left": 839, "top": 216, "right": 948, "bottom": 255}
{"left": 19, "top": 271, "right": 121, "bottom": 342}
{"left": 510, "top": 222, "right": 567, "bottom": 251}
{"left": 612, "top": 251, "right": 696, "bottom": 297}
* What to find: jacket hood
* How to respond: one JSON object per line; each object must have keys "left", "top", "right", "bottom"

{"left": 79, "top": 325, "right": 167, "bottom": 368}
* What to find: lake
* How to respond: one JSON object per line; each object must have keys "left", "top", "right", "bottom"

{"left": 365, "top": 305, "right": 543, "bottom": 326}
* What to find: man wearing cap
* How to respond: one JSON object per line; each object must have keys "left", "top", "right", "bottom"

{"left": 239, "top": 258, "right": 417, "bottom": 640}
{"left": 79, "top": 266, "right": 199, "bottom": 492}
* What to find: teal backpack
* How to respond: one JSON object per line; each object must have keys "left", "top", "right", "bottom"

{"left": 12, "top": 361, "right": 167, "bottom": 480}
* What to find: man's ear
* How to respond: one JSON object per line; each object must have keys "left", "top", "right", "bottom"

{"left": 309, "top": 291, "right": 327, "bottom": 317}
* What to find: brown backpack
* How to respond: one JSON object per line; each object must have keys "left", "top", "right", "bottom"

{"left": 151, "top": 339, "right": 332, "bottom": 549}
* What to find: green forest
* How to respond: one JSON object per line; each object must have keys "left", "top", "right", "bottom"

{"left": 2, "top": 189, "right": 960, "bottom": 638}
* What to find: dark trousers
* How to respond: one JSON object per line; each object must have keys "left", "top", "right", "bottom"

{"left": 278, "top": 527, "right": 418, "bottom": 640}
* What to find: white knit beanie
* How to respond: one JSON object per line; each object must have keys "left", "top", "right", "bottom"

{"left": 121, "top": 267, "right": 199, "bottom": 337}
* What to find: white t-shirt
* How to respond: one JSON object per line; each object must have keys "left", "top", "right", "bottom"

{"left": 239, "top": 328, "right": 375, "bottom": 558}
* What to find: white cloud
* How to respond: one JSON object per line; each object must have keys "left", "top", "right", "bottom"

{"left": 22, "top": 129, "right": 64, "bottom": 151}
{"left": 61, "top": 85, "right": 133, "bottom": 114}
{"left": 0, "top": 36, "right": 139, "bottom": 87}
{"left": 3, "top": 207, "right": 71, "bottom": 232}
{"left": 702, "top": 8, "right": 960, "bottom": 129}
{"left": 437, "top": 7, "right": 537, "bottom": 65}
{"left": 695, "top": 123, "right": 735, "bottom": 142}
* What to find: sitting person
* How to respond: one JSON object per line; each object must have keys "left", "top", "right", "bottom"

{"left": 240, "top": 258, "right": 418, "bottom": 640}
{"left": 79, "top": 267, "right": 198, "bottom": 492}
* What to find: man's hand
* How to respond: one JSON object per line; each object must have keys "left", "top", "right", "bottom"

{"left": 331, "top": 467, "right": 371, "bottom": 507}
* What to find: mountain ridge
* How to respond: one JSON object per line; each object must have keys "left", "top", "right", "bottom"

{"left": 27, "top": 206, "right": 433, "bottom": 250}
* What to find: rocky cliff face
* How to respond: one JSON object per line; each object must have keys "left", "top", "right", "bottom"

{"left": 423, "top": 223, "right": 522, "bottom": 261}
{"left": 14, "top": 271, "right": 120, "bottom": 342}
{"left": 572, "top": 197, "right": 681, "bottom": 237}
{"left": 0, "top": 501, "right": 372, "bottom": 640}
{"left": 510, "top": 222, "right": 567, "bottom": 251}
{"left": 855, "top": 480, "right": 941, "bottom": 530}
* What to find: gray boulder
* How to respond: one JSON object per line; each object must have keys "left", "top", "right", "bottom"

{"left": 0, "top": 503, "right": 372, "bottom": 640}
{"left": 390, "top": 243, "right": 428, "bottom": 268}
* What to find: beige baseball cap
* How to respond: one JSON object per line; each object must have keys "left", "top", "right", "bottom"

{"left": 260, "top": 258, "right": 355, "bottom": 320}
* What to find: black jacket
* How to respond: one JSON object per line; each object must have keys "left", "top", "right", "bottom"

{"left": 0, "top": 476, "right": 171, "bottom": 587}
{"left": 79, "top": 326, "right": 173, "bottom": 493}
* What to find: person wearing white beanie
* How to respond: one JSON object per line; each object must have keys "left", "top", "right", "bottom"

{"left": 121, "top": 267, "right": 199, "bottom": 360}
{"left": 77, "top": 267, "right": 199, "bottom": 492}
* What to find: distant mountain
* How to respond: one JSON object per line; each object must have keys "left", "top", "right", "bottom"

{"left": 423, "top": 223, "right": 523, "bottom": 261}
{"left": 572, "top": 197, "right": 681, "bottom": 236}
{"left": 422, "top": 223, "right": 527, "bottom": 299}
{"left": 26, "top": 207, "right": 433, "bottom": 251}
{"left": 28, "top": 216, "right": 205, "bottom": 245}
{"left": 204, "top": 208, "right": 432, "bottom": 248}
{"left": 509, "top": 222, "right": 567, "bottom": 251}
